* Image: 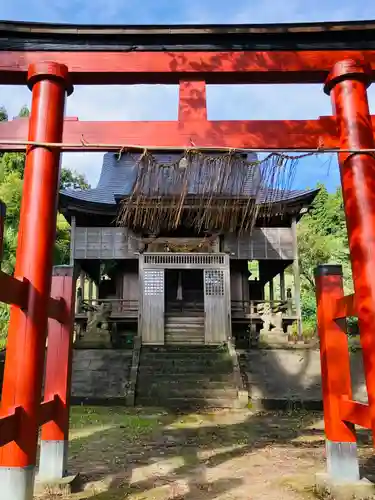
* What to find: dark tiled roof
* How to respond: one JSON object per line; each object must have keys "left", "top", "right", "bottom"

{"left": 60, "top": 152, "right": 317, "bottom": 207}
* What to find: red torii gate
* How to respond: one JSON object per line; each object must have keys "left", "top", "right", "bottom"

{"left": 1, "top": 19, "right": 375, "bottom": 499}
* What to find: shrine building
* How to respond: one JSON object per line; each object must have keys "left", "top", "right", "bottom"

{"left": 59, "top": 150, "right": 318, "bottom": 347}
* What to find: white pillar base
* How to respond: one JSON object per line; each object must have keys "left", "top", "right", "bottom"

{"left": 0, "top": 465, "right": 35, "bottom": 500}
{"left": 326, "top": 440, "right": 360, "bottom": 482}
{"left": 38, "top": 440, "right": 68, "bottom": 481}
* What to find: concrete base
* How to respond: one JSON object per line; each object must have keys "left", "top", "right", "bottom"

{"left": 0, "top": 465, "right": 35, "bottom": 500}
{"left": 39, "top": 439, "right": 68, "bottom": 480}
{"left": 34, "top": 474, "right": 81, "bottom": 496}
{"left": 316, "top": 473, "right": 375, "bottom": 500}
{"left": 326, "top": 440, "right": 360, "bottom": 482}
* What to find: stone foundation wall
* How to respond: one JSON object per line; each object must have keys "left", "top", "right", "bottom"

{"left": 71, "top": 349, "right": 133, "bottom": 403}
{"left": 238, "top": 348, "right": 367, "bottom": 406}
{"left": 0, "top": 347, "right": 368, "bottom": 408}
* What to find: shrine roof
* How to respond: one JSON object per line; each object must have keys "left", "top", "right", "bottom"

{"left": 59, "top": 152, "right": 318, "bottom": 211}
{"left": 1, "top": 19, "right": 375, "bottom": 51}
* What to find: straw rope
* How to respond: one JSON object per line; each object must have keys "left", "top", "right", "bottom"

{"left": 1, "top": 137, "right": 375, "bottom": 154}
{"left": 2, "top": 137, "right": 371, "bottom": 234}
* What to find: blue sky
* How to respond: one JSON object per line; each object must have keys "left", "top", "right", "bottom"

{"left": 1, "top": 0, "right": 375, "bottom": 191}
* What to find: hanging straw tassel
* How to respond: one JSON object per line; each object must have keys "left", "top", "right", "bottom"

{"left": 117, "top": 149, "right": 307, "bottom": 235}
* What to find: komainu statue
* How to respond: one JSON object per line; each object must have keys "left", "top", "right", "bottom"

{"left": 76, "top": 301, "right": 113, "bottom": 348}
{"left": 257, "top": 300, "right": 288, "bottom": 344}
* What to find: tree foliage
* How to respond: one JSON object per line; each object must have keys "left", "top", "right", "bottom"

{"left": 60, "top": 168, "right": 90, "bottom": 191}
{"left": 0, "top": 105, "right": 90, "bottom": 346}
{"left": 297, "top": 183, "right": 351, "bottom": 328}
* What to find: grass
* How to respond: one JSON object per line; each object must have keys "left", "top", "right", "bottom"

{"left": 69, "top": 406, "right": 165, "bottom": 457}
{"left": 70, "top": 406, "right": 163, "bottom": 431}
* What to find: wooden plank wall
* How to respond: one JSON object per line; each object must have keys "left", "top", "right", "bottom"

{"left": 121, "top": 261, "right": 139, "bottom": 301}
{"left": 230, "top": 269, "right": 243, "bottom": 301}
{"left": 230, "top": 261, "right": 249, "bottom": 302}
{"left": 223, "top": 228, "right": 293, "bottom": 260}
{"left": 74, "top": 227, "right": 141, "bottom": 259}
{"left": 73, "top": 227, "right": 293, "bottom": 260}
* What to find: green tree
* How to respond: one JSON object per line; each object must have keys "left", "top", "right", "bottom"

{"left": 18, "top": 105, "right": 30, "bottom": 118}
{"left": 297, "top": 185, "right": 351, "bottom": 330}
{"left": 60, "top": 168, "right": 90, "bottom": 190}
{"left": 0, "top": 106, "right": 8, "bottom": 122}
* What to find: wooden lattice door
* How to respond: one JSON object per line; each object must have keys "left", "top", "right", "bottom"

{"left": 204, "top": 267, "right": 231, "bottom": 344}
{"left": 140, "top": 269, "right": 165, "bottom": 344}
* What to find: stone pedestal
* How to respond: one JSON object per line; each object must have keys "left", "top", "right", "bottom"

{"left": 259, "top": 329, "right": 289, "bottom": 345}
{"left": 34, "top": 474, "right": 81, "bottom": 496}
{"left": 74, "top": 328, "right": 111, "bottom": 349}
{"left": 315, "top": 473, "right": 375, "bottom": 500}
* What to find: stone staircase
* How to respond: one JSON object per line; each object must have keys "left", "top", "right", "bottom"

{"left": 164, "top": 313, "right": 205, "bottom": 345}
{"left": 135, "top": 345, "right": 240, "bottom": 409}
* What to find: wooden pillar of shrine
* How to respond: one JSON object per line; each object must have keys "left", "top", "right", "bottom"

{"left": 280, "top": 270, "right": 286, "bottom": 301}
{"left": 292, "top": 216, "right": 302, "bottom": 337}
{"left": 269, "top": 279, "right": 274, "bottom": 303}
{"left": 69, "top": 215, "right": 76, "bottom": 266}
{"left": 88, "top": 279, "right": 94, "bottom": 302}
{"left": 79, "top": 270, "right": 85, "bottom": 297}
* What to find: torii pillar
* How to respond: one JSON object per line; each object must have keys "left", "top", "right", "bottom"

{"left": 0, "top": 62, "right": 72, "bottom": 500}
{"left": 324, "top": 60, "right": 375, "bottom": 479}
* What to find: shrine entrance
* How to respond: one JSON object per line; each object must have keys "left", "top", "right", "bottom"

{"left": 139, "top": 253, "right": 231, "bottom": 345}
{"left": 165, "top": 269, "right": 204, "bottom": 305}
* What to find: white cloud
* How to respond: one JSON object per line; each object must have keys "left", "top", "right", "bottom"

{"left": 63, "top": 84, "right": 179, "bottom": 185}
{"left": 0, "top": 84, "right": 179, "bottom": 186}
{"left": 65, "top": 85, "right": 178, "bottom": 122}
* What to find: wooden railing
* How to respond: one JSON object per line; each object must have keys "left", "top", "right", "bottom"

{"left": 231, "top": 299, "right": 297, "bottom": 316}
{"left": 77, "top": 298, "right": 138, "bottom": 315}
{"left": 76, "top": 298, "right": 296, "bottom": 318}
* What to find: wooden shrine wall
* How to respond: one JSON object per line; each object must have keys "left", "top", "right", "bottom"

{"left": 223, "top": 228, "right": 294, "bottom": 260}
{"left": 74, "top": 227, "right": 141, "bottom": 259}
{"left": 73, "top": 226, "right": 293, "bottom": 261}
